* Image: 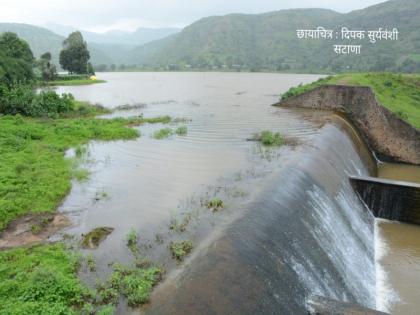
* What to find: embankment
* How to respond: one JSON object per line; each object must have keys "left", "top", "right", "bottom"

{"left": 274, "top": 85, "right": 420, "bottom": 165}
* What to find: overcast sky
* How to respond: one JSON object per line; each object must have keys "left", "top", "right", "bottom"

{"left": 1, "top": 0, "right": 387, "bottom": 32}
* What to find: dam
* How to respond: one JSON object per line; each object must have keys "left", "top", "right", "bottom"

{"left": 54, "top": 72, "right": 419, "bottom": 314}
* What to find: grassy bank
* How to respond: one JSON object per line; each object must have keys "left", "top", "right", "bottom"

{"left": 0, "top": 108, "right": 170, "bottom": 313}
{"left": 0, "top": 110, "right": 170, "bottom": 230}
{"left": 45, "top": 79, "right": 106, "bottom": 86}
{"left": 0, "top": 243, "right": 90, "bottom": 314}
{"left": 0, "top": 243, "right": 162, "bottom": 314}
{"left": 281, "top": 73, "right": 420, "bottom": 129}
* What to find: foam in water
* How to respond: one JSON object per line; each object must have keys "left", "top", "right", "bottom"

{"left": 375, "top": 219, "right": 400, "bottom": 312}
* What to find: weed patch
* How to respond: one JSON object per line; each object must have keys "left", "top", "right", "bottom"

{"left": 169, "top": 240, "right": 194, "bottom": 262}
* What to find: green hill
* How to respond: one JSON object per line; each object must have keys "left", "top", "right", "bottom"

{"left": 0, "top": 23, "right": 113, "bottom": 66}
{"left": 127, "top": 0, "right": 420, "bottom": 72}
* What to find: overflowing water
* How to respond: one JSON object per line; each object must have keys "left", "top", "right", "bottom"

{"left": 55, "top": 73, "right": 382, "bottom": 314}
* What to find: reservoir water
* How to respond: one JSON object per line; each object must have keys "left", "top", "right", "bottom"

{"left": 55, "top": 72, "right": 418, "bottom": 314}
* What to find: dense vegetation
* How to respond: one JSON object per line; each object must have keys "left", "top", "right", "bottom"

{"left": 0, "top": 23, "right": 113, "bottom": 67}
{"left": 0, "top": 32, "right": 34, "bottom": 86}
{"left": 281, "top": 73, "right": 420, "bottom": 128}
{"left": 0, "top": 243, "right": 164, "bottom": 314}
{"left": 0, "top": 244, "right": 91, "bottom": 315}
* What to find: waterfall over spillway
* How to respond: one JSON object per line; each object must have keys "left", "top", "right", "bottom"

{"left": 147, "top": 123, "right": 377, "bottom": 315}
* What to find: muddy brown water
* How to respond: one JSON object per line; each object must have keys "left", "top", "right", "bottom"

{"left": 376, "top": 162, "right": 420, "bottom": 314}
{"left": 53, "top": 72, "right": 419, "bottom": 314}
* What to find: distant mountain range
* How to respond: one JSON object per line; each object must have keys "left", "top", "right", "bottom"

{"left": 0, "top": 23, "right": 180, "bottom": 67}
{"left": 126, "top": 0, "right": 420, "bottom": 72}
{"left": 0, "top": 0, "right": 419, "bottom": 72}
{"left": 43, "top": 23, "right": 180, "bottom": 46}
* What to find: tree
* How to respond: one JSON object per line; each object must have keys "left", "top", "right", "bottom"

{"left": 87, "top": 63, "right": 95, "bottom": 76}
{"left": 59, "top": 31, "right": 90, "bottom": 74}
{"left": 0, "top": 32, "right": 34, "bottom": 87}
{"left": 37, "top": 52, "right": 57, "bottom": 81}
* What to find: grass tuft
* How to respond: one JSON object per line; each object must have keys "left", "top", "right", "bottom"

{"left": 205, "top": 198, "right": 224, "bottom": 212}
{"left": 153, "top": 128, "right": 173, "bottom": 139}
{"left": 169, "top": 240, "right": 194, "bottom": 262}
{"left": 175, "top": 126, "right": 188, "bottom": 136}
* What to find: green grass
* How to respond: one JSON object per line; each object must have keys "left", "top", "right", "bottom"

{"left": 169, "top": 240, "right": 194, "bottom": 262}
{"left": 45, "top": 79, "right": 106, "bottom": 86}
{"left": 0, "top": 113, "right": 171, "bottom": 230}
{"left": 0, "top": 243, "right": 162, "bottom": 313}
{"left": 153, "top": 127, "right": 174, "bottom": 139}
{"left": 96, "top": 263, "right": 162, "bottom": 307}
{"left": 0, "top": 243, "right": 90, "bottom": 315}
{"left": 281, "top": 73, "right": 420, "bottom": 129}
{"left": 126, "top": 228, "right": 139, "bottom": 254}
{"left": 259, "top": 131, "right": 284, "bottom": 146}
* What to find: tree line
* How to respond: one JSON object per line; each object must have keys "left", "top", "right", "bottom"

{"left": 0, "top": 31, "right": 95, "bottom": 117}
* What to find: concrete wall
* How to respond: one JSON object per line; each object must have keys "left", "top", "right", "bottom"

{"left": 275, "top": 85, "right": 420, "bottom": 165}
{"left": 350, "top": 176, "right": 420, "bottom": 224}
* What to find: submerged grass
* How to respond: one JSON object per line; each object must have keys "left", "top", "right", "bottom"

{"left": 205, "top": 198, "right": 224, "bottom": 212}
{"left": 259, "top": 131, "right": 284, "bottom": 146}
{"left": 153, "top": 127, "right": 173, "bottom": 139}
{"left": 175, "top": 125, "right": 188, "bottom": 136}
{"left": 169, "top": 240, "right": 194, "bottom": 262}
{"left": 45, "top": 79, "right": 107, "bottom": 86}
{"left": 96, "top": 263, "right": 162, "bottom": 307}
{"left": 281, "top": 73, "right": 420, "bottom": 128}
{"left": 0, "top": 112, "right": 170, "bottom": 231}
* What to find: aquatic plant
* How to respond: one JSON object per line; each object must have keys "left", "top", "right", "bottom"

{"left": 175, "top": 125, "right": 188, "bottom": 136}
{"left": 259, "top": 130, "right": 284, "bottom": 146}
{"left": 142, "top": 115, "right": 171, "bottom": 124}
{"left": 97, "top": 263, "right": 163, "bottom": 306}
{"left": 169, "top": 213, "right": 192, "bottom": 232}
{"left": 153, "top": 127, "right": 174, "bottom": 139}
{"left": 86, "top": 254, "right": 96, "bottom": 272}
{"left": 169, "top": 240, "right": 194, "bottom": 262}
{"left": 126, "top": 228, "right": 139, "bottom": 253}
{"left": 205, "top": 198, "right": 224, "bottom": 212}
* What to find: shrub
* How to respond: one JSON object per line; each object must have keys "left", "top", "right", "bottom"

{"left": 0, "top": 84, "right": 75, "bottom": 117}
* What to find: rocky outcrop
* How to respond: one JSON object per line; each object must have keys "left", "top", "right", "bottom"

{"left": 274, "top": 85, "right": 420, "bottom": 165}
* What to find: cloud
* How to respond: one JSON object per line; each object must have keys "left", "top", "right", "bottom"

{"left": 0, "top": 0, "right": 386, "bottom": 32}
